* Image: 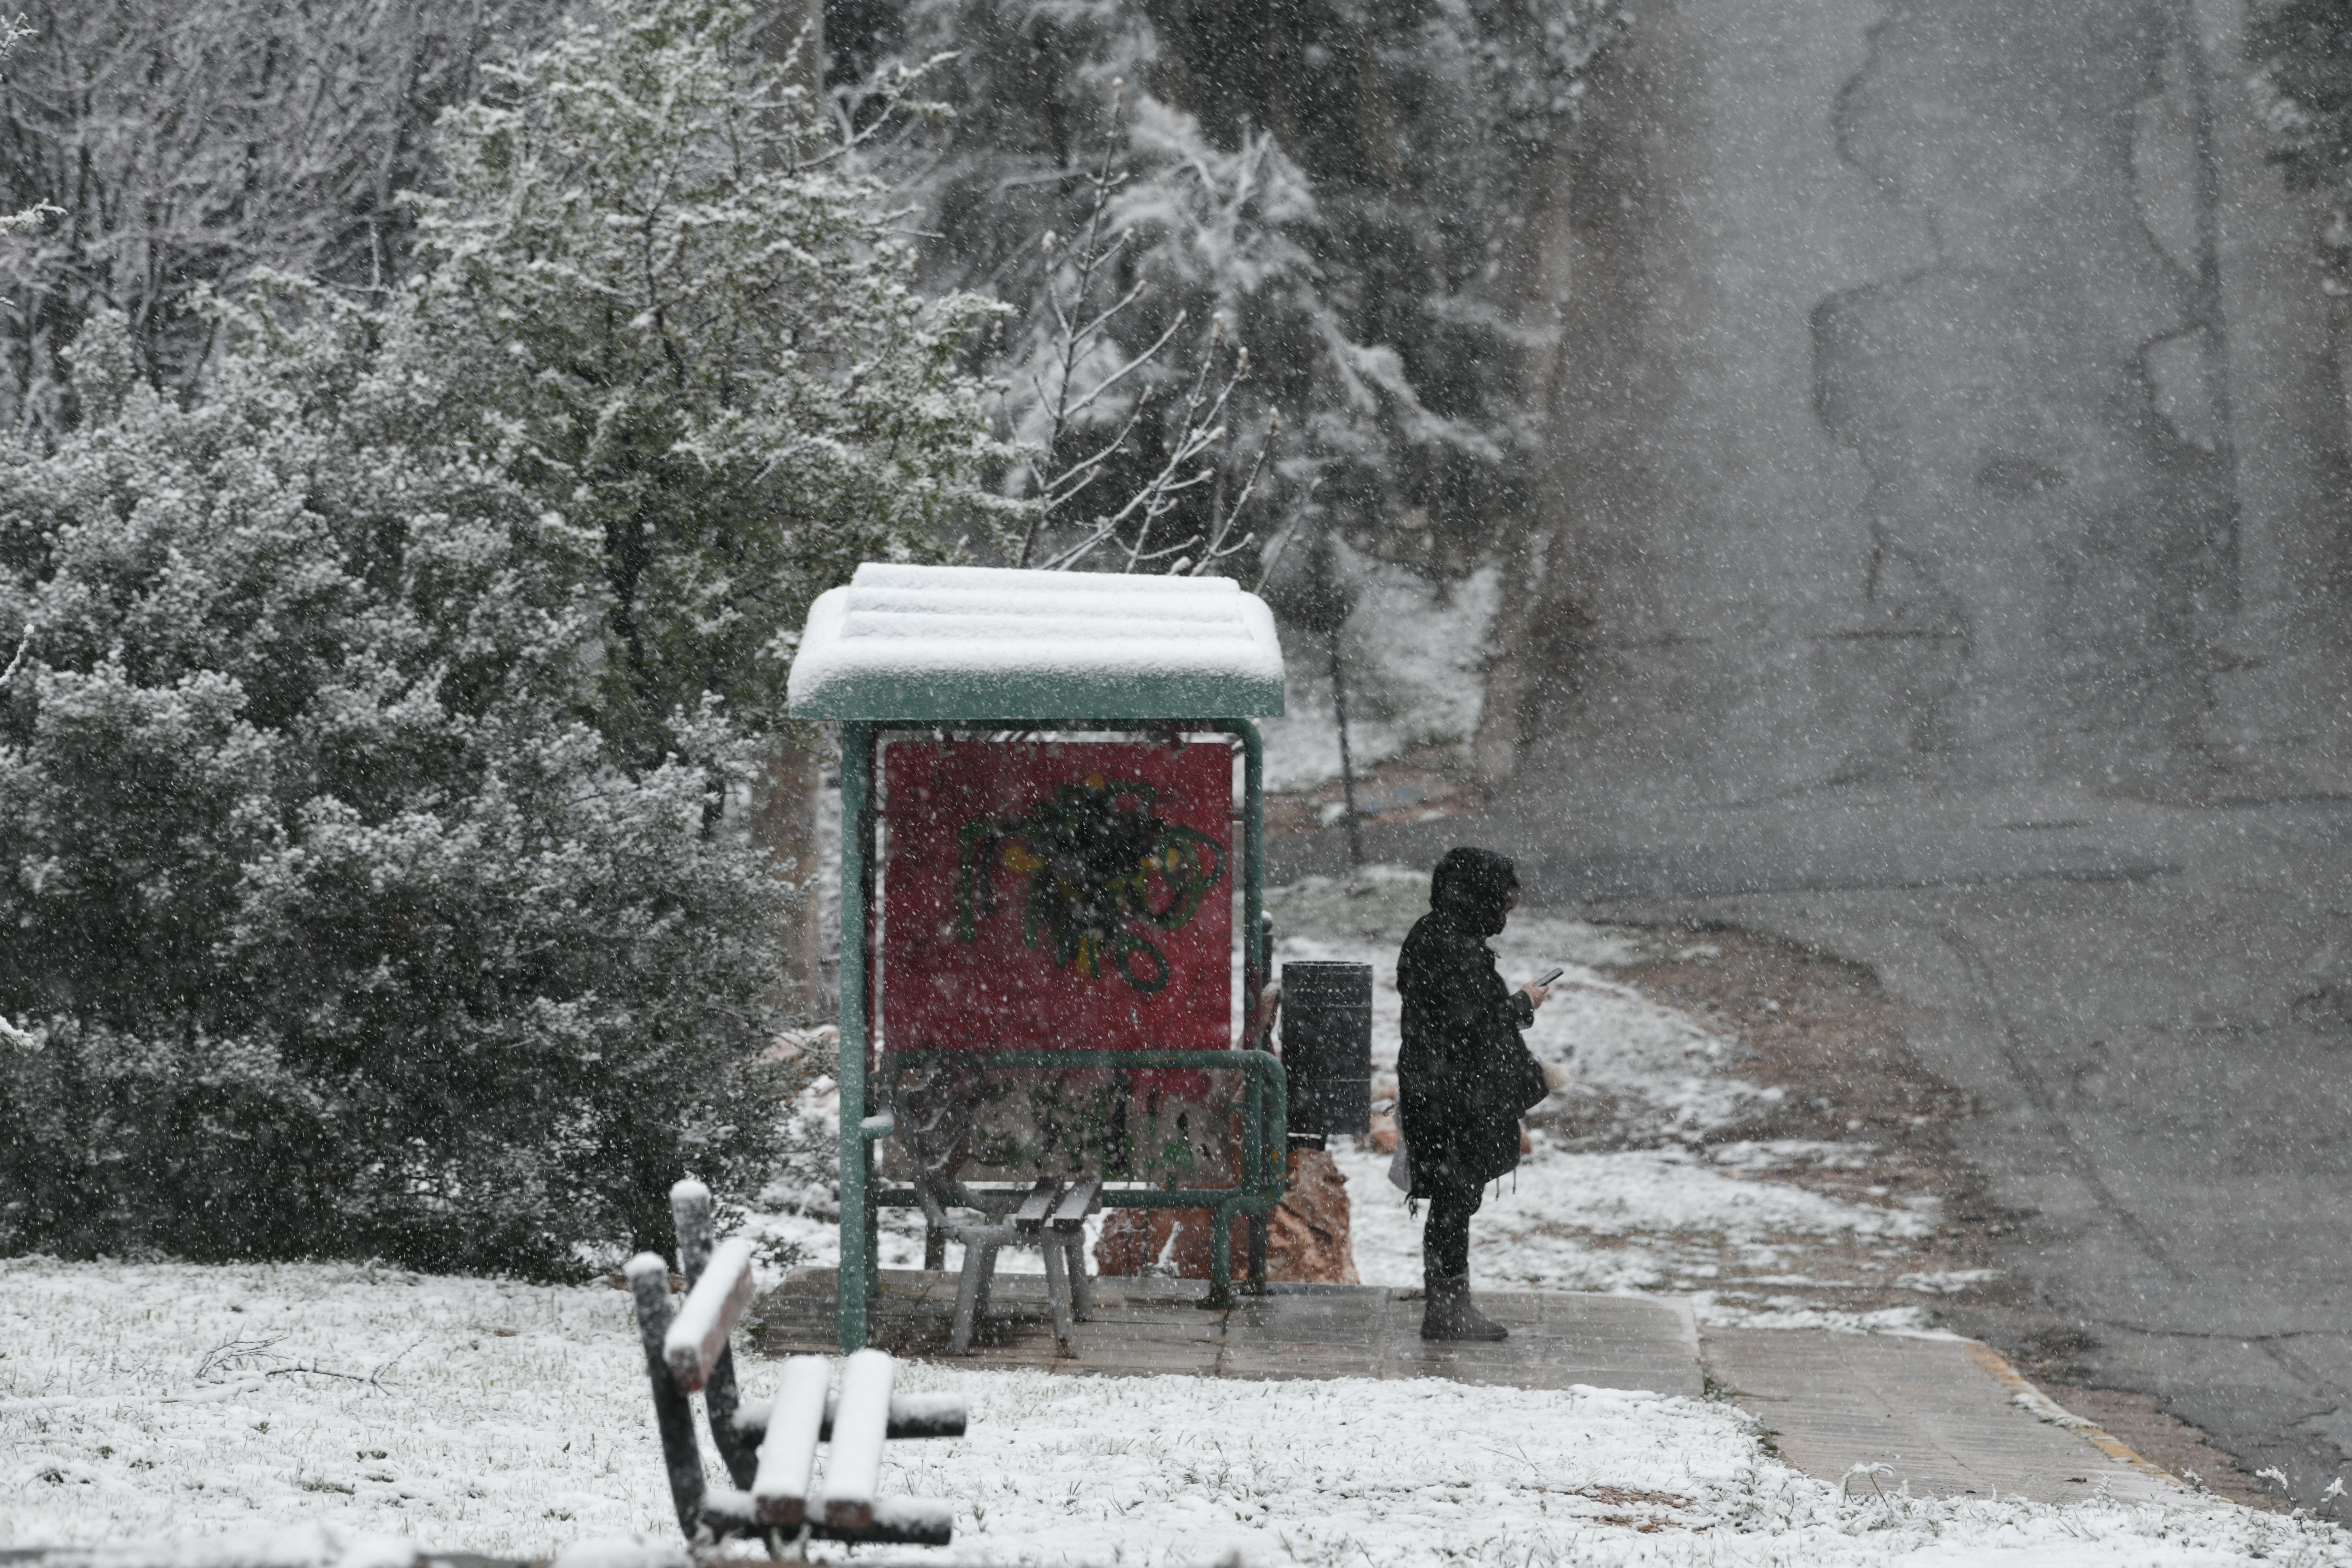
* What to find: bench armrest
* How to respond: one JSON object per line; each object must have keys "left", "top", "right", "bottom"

{"left": 663, "top": 1236, "right": 755, "bottom": 1393}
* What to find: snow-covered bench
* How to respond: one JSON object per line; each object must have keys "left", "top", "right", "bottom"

{"left": 626, "top": 1180, "right": 966, "bottom": 1548}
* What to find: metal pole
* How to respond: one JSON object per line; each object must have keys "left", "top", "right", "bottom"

{"left": 1327, "top": 626, "right": 1363, "bottom": 868}
{"left": 1236, "top": 718, "right": 1272, "bottom": 1289}
{"left": 1236, "top": 719, "right": 1266, "bottom": 1006}
{"left": 836, "top": 721, "right": 874, "bottom": 1353}
{"left": 1246, "top": 1058, "right": 1269, "bottom": 1292}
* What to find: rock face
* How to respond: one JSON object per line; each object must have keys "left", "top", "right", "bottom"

{"left": 1510, "top": 0, "right": 2352, "bottom": 801}
{"left": 1094, "top": 1147, "right": 1361, "bottom": 1285}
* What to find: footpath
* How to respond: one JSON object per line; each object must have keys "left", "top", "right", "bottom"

{"left": 763, "top": 1269, "right": 2195, "bottom": 1507}
{"left": 1270, "top": 777, "right": 2352, "bottom": 1504}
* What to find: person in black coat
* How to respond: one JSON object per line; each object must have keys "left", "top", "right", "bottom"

{"left": 1397, "top": 847, "right": 1552, "bottom": 1340}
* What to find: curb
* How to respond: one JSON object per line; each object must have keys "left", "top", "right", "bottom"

{"left": 1957, "top": 1338, "right": 2189, "bottom": 1492}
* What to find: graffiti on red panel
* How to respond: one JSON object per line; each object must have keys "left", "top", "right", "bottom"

{"left": 952, "top": 775, "right": 1223, "bottom": 992}
{"left": 880, "top": 741, "right": 1233, "bottom": 1053}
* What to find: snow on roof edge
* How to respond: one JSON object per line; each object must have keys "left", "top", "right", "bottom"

{"left": 788, "top": 567, "right": 1285, "bottom": 721}
{"left": 852, "top": 562, "right": 1243, "bottom": 595}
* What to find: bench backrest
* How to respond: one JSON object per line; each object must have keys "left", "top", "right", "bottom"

{"left": 626, "top": 1179, "right": 965, "bottom": 1547}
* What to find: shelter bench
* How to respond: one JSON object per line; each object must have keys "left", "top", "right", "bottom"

{"left": 628, "top": 1180, "right": 967, "bottom": 1549}
{"left": 911, "top": 1173, "right": 1102, "bottom": 1356}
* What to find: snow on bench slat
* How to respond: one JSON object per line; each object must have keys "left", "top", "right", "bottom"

{"left": 1010, "top": 1178, "right": 1058, "bottom": 1231}
{"left": 750, "top": 1356, "right": 831, "bottom": 1525}
{"left": 817, "top": 1350, "right": 893, "bottom": 1529}
{"left": 786, "top": 564, "right": 1284, "bottom": 721}
{"left": 660, "top": 1236, "right": 754, "bottom": 1394}
{"left": 731, "top": 1390, "right": 969, "bottom": 1441}
{"left": 857, "top": 1391, "right": 967, "bottom": 1439}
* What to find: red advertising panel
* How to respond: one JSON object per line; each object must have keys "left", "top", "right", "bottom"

{"left": 879, "top": 740, "right": 1234, "bottom": 1052}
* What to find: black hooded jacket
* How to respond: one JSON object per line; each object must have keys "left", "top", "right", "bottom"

{"left": 1396, "top": 848, "right": 1550, "bottom": 1194}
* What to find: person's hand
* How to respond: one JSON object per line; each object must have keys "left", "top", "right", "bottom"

{"left": 1521, "top": 981, "right": 1549, "bottom": 1009}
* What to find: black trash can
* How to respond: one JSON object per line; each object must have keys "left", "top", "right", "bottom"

{"left": 1280, "top": 960, "right": 1372, "bottom": 1135}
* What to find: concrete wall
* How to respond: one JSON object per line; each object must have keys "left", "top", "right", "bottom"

{"left": 1519, "top": 0, "right": 2352, "bottom": 806}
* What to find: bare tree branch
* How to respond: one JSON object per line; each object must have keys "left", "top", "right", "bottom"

{"left": 0, "top": 622, "right": 35, "bottom": 690}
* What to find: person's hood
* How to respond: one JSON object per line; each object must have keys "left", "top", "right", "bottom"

{"left": 1428, "top": 846, "right": 1519, "bottom": 938}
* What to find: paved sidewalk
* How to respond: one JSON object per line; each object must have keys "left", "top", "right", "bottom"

{"left": 759, "top": 1269, "right": 1702, "bottom": 1393}
{"left": 758, "top": 1272, "right": 2198, "bottom": 1505}
{"left": 1705, "top": 1328, "right": 2184, "bottom": 1506}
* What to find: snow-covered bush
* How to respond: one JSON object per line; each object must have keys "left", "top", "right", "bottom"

{"left": 0, "top": 0, "right": 1008, "bottom": 1274}
{"left": 0, "top": 301, "right": 794, "bottom": 1272}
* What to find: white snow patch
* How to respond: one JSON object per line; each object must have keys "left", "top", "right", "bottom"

{"left": 1338, "top": 1140, "right": 1936, "bottom": 1295}
{"left": 2, "top": 1261, "right": 2340, "bottom": 1567}
{"left": 1689, "top": 1292, "right": 1945, "bottom": 1335}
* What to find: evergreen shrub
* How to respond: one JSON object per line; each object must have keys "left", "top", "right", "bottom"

{"left": 0, "top": 302, "right": 792, "bottom": 1274}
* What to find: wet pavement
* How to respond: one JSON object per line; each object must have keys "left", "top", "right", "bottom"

{"left": 757, "top": 1270, "right": 1702, "bottom": 1393}
{"left": 757, "top": 1270, "right": 2187, "bottom": 1504}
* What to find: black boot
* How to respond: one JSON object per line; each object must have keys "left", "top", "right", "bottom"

{"left": 1420, "top": 1274, "right": 1507, "bottom": 1341}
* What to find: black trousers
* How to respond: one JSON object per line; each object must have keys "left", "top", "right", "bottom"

{"left": 1421, "top": 1179, "right": 1484, "bottom": 1282}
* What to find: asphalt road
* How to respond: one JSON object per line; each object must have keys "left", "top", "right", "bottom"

{"left": 1273, "top": 780, "right": 2352, "bottom": 1504}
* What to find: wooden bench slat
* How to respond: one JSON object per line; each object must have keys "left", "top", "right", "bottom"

{"left": 1049, "top": 1178, "right": 1101, "bottom": 1230}
{"left": 707, "top": 1490, "right": 952, "bottom": 1548}
{"left": 749, "top": 1355, "right": 830, "bottom": 1524}
{"left": 859, "top": 1495, "right": 954, "bottom": 1547}
{"left": 850, "top": 1392, "right": 967, "bottom": 1440}
{"left": 818, "top": 1349, "right": 895, "bottom": 1529}
{"left": 1010, "top": 1177, "right": 1059, "bottom": 1232}
{"left": 661, "top": 1235, "right": 755, "bottom": 1393}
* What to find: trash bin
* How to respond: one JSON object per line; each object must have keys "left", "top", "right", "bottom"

{"left": 1280, "top": 960, "right": 1372, "bottom": 1135}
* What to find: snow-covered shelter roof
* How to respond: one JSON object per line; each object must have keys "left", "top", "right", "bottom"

{"left": 787, "top": 564, "right": 1286, "bottom": 721}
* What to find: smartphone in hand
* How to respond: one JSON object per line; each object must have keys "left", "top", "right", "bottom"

{"left": 1534, "top": 965, "right": 1565, "bottom": 988}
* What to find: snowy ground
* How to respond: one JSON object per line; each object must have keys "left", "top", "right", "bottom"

{"left": 1255, "top": 869, "right": 1956, "bottom": 1328}
{"left": 7, "top": 1257, "right": 2347, "bottom": 1568}
{"left": 12, "top": 873, "right": 2324, "bottom": 1562}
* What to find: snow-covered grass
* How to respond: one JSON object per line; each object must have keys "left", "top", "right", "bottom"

{"left": 6, "top": 1259, "right": 2345, "bottom": 1567}
{"left": 0, "top": 1260, "right": 668, "bottom": 1554}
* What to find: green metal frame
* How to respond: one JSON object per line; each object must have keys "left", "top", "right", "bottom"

{"left": 835, "top": 718, "right": 1276, "bottom": 1352}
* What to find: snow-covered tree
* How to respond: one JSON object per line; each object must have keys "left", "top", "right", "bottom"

{"left": 0, "top": 0, "right": 539, "bottom": 435}
{"left": 1003, "top": 99, "right": 1277, "bottom": 575}
{"left": 0, "top": 17, "right": 57, "bottom": 244}
{"left": 2252, "top": 0, "right": 2352, "bottom": 284}
{"left": 853, "top": 0, "right": 1623, "bottom": 582}
{"left": 0, "top": 300, "right": 794, "bottom": 1271}
{"left": 409, "top": 0, "right": 1007, "bottom": 763}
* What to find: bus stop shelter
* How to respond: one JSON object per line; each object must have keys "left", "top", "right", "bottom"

{"left": 787, "top": 564, "right": 1290, "bottom": 1351}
